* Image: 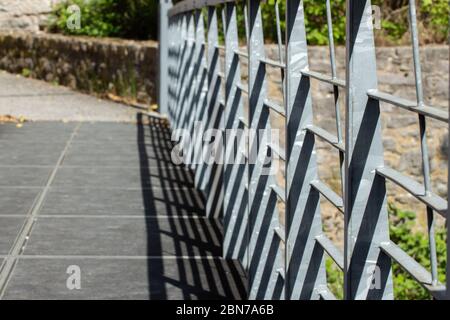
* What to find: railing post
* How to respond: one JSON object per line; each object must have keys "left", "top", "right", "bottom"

{"left": 199, "top": 5, "right": 224, "bottom": 218}
{"left": 172, "top": 11, "right": 197, "bottom": 180}
{"left": 158, "top": 0, "right": 173, "bottom": 116}
{"left": 285, "top": 0, "right": 326, "bottom": 300}
{"left": 247, "top": 0, "right": 284, "bottom": 299}
{"left": 173, "top": 13, "right": 188, "bottom": 129}
{"left": 186, "top": 9, "right": 207, "bottom": 170}
{"left": 177, "top": 13, "right": 196, "bottom": 132}
{"left": 167, "top": 14, "right": 182, "bottom": 124}
{"left": 247, "top": 0, "right": 267, "bottom": 299}
{"left": 344, "top": 0, "right": 393, "bottom": 300}
{"left": 223, "top": 2, "right": 249, "bottom": 266}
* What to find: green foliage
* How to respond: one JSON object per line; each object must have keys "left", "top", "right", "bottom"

{"left": 326, "top": 258, "right": 344, "bottom": 299}
{"left": 50, "top": 0, "right": 448, "bottom": 44}
{"left": 303, "top": 0, "right": 346, "bottom": 45}
{"left": 226, "top": 0, "right": 447, "bottom": 45}
{"left": 389, "top": 204, "right": 447, "bottom": 300}
{"left": 375, "top": 0, "right": 449, "bottom": 44}
{"left": 380, "top": 19, "right": 409, "bottom": 42}
{"left": 48, "top": 0, "right": 158, "bottom": 40}
{"left": 326, "top": 204, "right": 447, "bottom": 300}
{"left": 21, "top": 68, "right": 31, "bottom": 78}
{"left": 257, "top": 0, "right": 346, "bottom": 45}
{"left": 420, "top": 0, "right": 450, "bottom": 42}
{"left": 49, "top": 0, "right": 121, "bottom": 37}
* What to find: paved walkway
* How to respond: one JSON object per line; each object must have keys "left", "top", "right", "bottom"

{"left": 0, "top": 74, "right": 246, "bottom": 299}
{"left": 0, "top": 71, "right": 139, "bottom": 122}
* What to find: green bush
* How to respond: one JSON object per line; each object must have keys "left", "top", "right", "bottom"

{"left": 261, "top": 0, "right": 448, "bottom": 45}
{"left": 261, "top": 0, "right": 347, "bottom": 45}
{"left": 50, "top": 0, "right": 448, "bottom": 43}
{"left": 326, "top": 204, "right": 447, "bottom": 300}
{"left": 420, "top": 0, "right": 450, "bottom": 43}
{"left": 220, "top": 0, "right": 448, "bottom": 45}
{"left": 48, "top": 0, "right": 158, "bottom": 40}
{"left": 389, "top": 204, "right": 447, "bottom": 300}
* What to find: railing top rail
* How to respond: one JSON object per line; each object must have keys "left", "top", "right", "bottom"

{"left": 168, "top": 0, "right": 237, "bottom": 17}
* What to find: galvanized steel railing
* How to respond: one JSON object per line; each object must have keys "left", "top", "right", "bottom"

{"left": 158, "top": 0, "right": 449, "bottom": 300}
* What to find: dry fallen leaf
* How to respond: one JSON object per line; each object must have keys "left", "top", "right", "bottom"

{"left": 0, "top": 114, "right": 28, "bottom": 124}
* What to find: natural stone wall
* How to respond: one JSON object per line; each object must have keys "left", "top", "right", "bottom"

{"left": 0, "top": 31, "right": 158, "bottom": 104}
{"left": 264, "top": 45, "right": 449, "bottom": 198}
{"left": 0, "top": 0, "right": 61, "bottom": 32}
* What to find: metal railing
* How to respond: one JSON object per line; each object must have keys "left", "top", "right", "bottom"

{"left": 158, "top": 0, "right": 449, "bottom": 300}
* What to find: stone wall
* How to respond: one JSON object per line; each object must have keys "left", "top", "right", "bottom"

{"left": 0, "top": 31, "right": 158, "bottom": 104}
{"left": 0, "top": 0, "right": 60, "bottom": 32}
{"left": 263, "top": 45, "right": 449, "bottom": 199}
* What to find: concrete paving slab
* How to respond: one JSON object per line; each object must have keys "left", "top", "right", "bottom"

{"left": 66, "top": 141, "right": 173, "bottom": 155}
{"left": 0, "top": 122, "right": 75, "bottom": 143}
{"left": 0, "top": 217, "right": 26, "bottom": 254}
{"left": 39, "top": 187, "right": 204, "bottom": 216}
{"left": 0, "top": 121, "right": 246, "bottom": 300}
{"left": 74, "top": 122, "right": 172, "bottom": 142}
{"left": 0, "top": 141, "right": 65, "bottom": 166}
{"left": 64, "top": 122, "right": 177, "bottom": 167}
{"left": 3, "top": 257, "right": 247, "bottom": 300}
{"left": 24, "top": 216, "right": 222, "bottom": 257}
{"left": 0, "top": 166, "right": 53, "bottom": 187}
{"left": 61, "top": 146, "right": 174, "bottom": 167}
{"left": 52, "top": 166, "right": 195, "bottom": 189}
{"left": 0, "top": 187, "right": 41, "bottom": 215}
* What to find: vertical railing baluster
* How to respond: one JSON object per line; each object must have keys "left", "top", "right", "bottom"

{"left": 324, "top": 1, "right": 339, "bottom": 117}
{"left": 174, "top": 13, "right": 189, "bottom": 130}
{"left": 190, "top": 9, "right": 208, "bottom": 174}
{"left": 221, "top": 8, "right": 227, "bottom": 45}
{"left": 184, "top": 9, "right": 202, "bottom": 169}
{"left": 325, "top": 0, "right": 345, "bottom": 195}
{"left": 171, "top": 14, "right": 182, "bottom": 124}
{"left": 199, "top": 5, "right": 224, "bottom": 218}
{"left": 247, "top": 0, "right": 266, "bottom": 298}
{"left": 244, "top": 4, "right": 249, "bottom": 43}
{"left": 166, "top": 15, "right": 173, "bottom": 122}
{"left": 275, "top": 0, "right": 284, "bottom": 65}
{"left": 407, "top": 0, "right": 438, "bottom": 285}
{"left": 247, "top": 0, "right": 283, "bottom": 299}
{"left": 158, "top": 0, "right": 173, "bottom": 116}
{"left": 173, "top": 15, "right": 182, "bottom": 124}
{"left": 344, "top": 0, "right": 393, "bottom": 300}
{"left": 176, "top": 11, "right": 194, "bottom": 130}
{"left": 168, "top": 15, "right": 172, "bottom": 122}
{"left": 285, "top": 0, "right": 326, "bottom": 300}
{"left": 275, "top": 0, "right": 285, "bottom": 99}
{"left": 223, "top": 1, "right": 249, "bottom": 268}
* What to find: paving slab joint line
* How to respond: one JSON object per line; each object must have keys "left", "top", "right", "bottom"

{"left": 0, "top": 123, "right": 81, "bottom": 298}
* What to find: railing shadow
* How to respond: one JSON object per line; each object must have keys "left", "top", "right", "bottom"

{"left": 136, "top": 112, "right": 247, "bottom": 300}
